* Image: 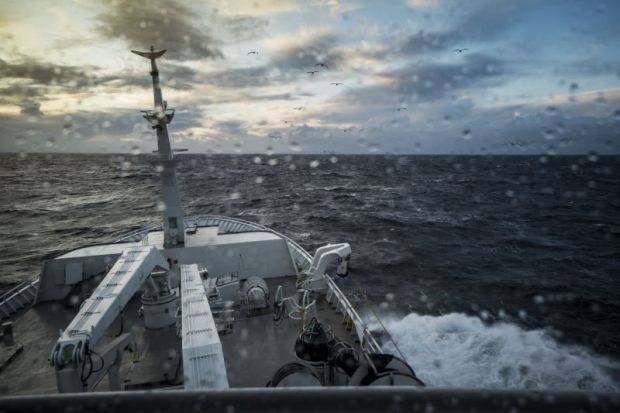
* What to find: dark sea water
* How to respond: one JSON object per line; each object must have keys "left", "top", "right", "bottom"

{"left": 1, "top": 153, "right": 619, "bottom": 390}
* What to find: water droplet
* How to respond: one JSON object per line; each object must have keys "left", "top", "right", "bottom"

{"left": 253, "top": 156, "right": 262, "bottom": 164}
{"left": 533, "top": 295, "right": 545, "bottom": 304}
{"left": 267, "top": 158, "right": 278, "bottom": 166}
{"left": 45, "top": 137, "right": 55, "bottom": 148}
{"left": 540, "top": 128, "right": 555, "bottom": 140}
{"left": 545, "top": 106, "right": 558, "bottom": 115}
{"left": 255, "top": 176, "right": 264, "bottom": 184}
{"left": 461, "top": 129, "right": 472, "bottom": 140}
{"left": 588, "top": 152, "right": 598, "bottom": 162}
{"left": 156, "top": 201, "right": 166, "bottom": 211}
{"left": 329, "top": 156, "right": 338, "bottom": 164}
{"left": 290, "top": 141, "right": 302, "bottom": 152}
{"left": 131, "top": 145, "right": 141, "bottom": 155}
{"left": 385, "top": 293, "right": 394, "bottom": 301}
{"left": 309, "top": 160, "right": 320, "bottom": 168}
{"left": 155, "top": 165, "right": 164, "bottom": 173}
{"left": 102, "top": 120, "right": 111, "bottom": 128}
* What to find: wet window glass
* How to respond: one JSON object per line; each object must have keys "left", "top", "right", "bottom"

{"left": 0, "top": 1, "right": 618, "bottom": 412}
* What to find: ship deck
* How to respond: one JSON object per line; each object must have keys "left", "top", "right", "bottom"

{"left": 0, "top": 275, "right": 361, "bottom": 395}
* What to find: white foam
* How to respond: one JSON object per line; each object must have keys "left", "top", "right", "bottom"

{"left": 373, "top": 312, "right": 620, "bottom": 391}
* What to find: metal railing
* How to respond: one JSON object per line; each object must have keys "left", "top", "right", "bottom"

{"left": 0, "top": 215, "right": 383, "bottom": 355}
{"left": 0, "top": 276, "right": 39, "bottom": 320}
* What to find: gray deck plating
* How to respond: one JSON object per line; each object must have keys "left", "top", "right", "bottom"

{"left": 0, "top": 274, "right": 364, "bottom": 395}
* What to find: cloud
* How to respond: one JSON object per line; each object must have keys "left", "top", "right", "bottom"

{"left": 0, "top": 57, "right": 100, "bottom": 90}
{"left": 268, "top": 30, "right": 347, "bottom": 71}
{"left": 339, "top": 53, "right": 509, "bottom": 109}
{"left": 214, "top": 14, "right": 270, "bottom": 42}
{"left": 399, "top": 2, "right": 526, "bottom": 55}
{"left": 209, "top": 0, "right": 299, "bottom": 17}
{"left": 19, "top": 100, "right": 44, "bottom": 116}
{"left": 96, "top": 0, "right": 223, "bottom": 61}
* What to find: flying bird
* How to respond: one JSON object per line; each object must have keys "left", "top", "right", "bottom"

{"left": 396, "top": 107, "right": 408, "bottom": 111}
{"left": 330, "top": 82, "right": 344, "bottom": 86}
{"left": 315, "top": 63, "right": 329, "bottom": 69}
{"left": 247, "top": 51, "right": 259, "bottom": 55}
{"left": 342, "top": 127, "right": 354, "bottom": 132}
{"left": 307, "top": 70, "right": 320, "bottom": 76}
{"left": 293, "top": 107, "right": 305, "bottom": 111}
{"left": 453, "top": 48, "right": 468, "bottom": 53}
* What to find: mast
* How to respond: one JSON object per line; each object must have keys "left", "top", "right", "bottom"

{"left": 132, "top": 46, "right": 185, "bottom": 247}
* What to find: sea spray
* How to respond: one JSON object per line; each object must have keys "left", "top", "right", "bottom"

{"left": 372, "top": 312, "right": 620, "bottom": 391}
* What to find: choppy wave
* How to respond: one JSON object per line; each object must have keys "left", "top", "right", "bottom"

{"left": 376, "top": 312, "right": 620, "bottom": 391}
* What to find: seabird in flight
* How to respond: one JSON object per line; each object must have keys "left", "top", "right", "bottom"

{"left": 453, "top": 48, "right": 468, "bottom": 53}
{"left": 315, "top": 63, "right": 329, "bottom": 69}
{"left": 396, "top": 107, "right": 408, "bottom": 111}
{"left": 293, "top": 107, "right": 305, "bottom": 111}
{"left": 247, "top": 51, "right": 259, "bottom": 55}
{"left": 330, "top": 82, "right": 344, "bottom": 86}
{"left": 307, "top": 70, "right": 320, "bottom": 76}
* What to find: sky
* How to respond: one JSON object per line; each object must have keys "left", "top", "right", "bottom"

{"left": 0, "top": 0, "right": 619, "bottom": 154}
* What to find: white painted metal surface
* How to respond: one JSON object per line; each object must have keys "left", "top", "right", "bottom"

{"left": 180, "top": 264, "right": 229, "bottom": 390}
{"left": 52, "top": 246, "right": 169, "bottom": 355}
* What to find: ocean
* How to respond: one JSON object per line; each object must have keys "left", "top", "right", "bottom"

{"left": 1, "top": 153, "right": 619, "bottom": 390}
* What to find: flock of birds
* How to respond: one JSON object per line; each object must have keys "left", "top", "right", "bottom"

{"left": 245, "top": 47, "right": 470, "bottom": 140}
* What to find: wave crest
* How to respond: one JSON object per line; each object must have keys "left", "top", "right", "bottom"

{"left": 375, "top": 312, "right": 620, "bottom": 391}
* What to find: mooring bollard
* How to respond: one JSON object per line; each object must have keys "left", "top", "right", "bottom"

{"left": 2, "top": 321, "right": 14, "bottom": 346}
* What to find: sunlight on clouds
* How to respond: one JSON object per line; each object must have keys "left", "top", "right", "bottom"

{"left": 211, "top": 0, "right": 299, "bottom": 17}
{"left": 406, "top": 0, "right": 440, "bottom": 9}
{"left": 0, "top": 0, "right": 618, "bottom": 154}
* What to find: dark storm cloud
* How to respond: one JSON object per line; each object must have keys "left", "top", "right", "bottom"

{"left": 0, "top": 84, "right": 46, "bottom": 107}
{"left": 96, "top": 0, "right": 223, "bottom": 61}
{"left": 270, "top": 32, "right": 347, "bottom": 71}
{"left": 0, "top": 57, "right": 102, "bottom": 90}
{"left": 393, "top": 53, "right": 508, "bottom": 100}
{"left": 400, "top": 2, "right": 525, "bottom": 54}
{"left": 340, "top": 53, "right": 508, "bottom": 107}
{"left": 19, "top": 100, "right": 44, "bottom": 116}
{"left": 212, "top": 120, "right": 247, "bottom": 137}
{"left": 0, "top": 106, "right": 203, "bottom": 153}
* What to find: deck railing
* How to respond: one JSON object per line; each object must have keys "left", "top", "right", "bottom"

{"left": 1, "top": 215, "right": 384, "bottom": 355}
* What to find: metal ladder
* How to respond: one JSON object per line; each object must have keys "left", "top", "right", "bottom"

{"left": 0, "top": 276, "right": 39, "bottom": 320}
